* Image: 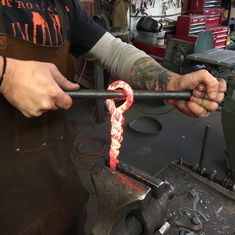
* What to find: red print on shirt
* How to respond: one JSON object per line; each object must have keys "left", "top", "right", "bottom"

{"left": 1, "top": 0, "right": 70, "bottom": 46}
{"left": 1, "top": 0, "right": 12, "bottom": 7}
{"left": 49, "top": 14, "right": 62, "bottom": 45}
{"left": 32, "top": 12, "right": 49, "bottom": 45}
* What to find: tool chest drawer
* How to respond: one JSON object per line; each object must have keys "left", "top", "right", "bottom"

{"left": 204, "top": 8, "right": 224, "bottom": 29}
{"left": 189, "top": 0, "right": 222, "bottom": 14}
{"left": 210, "top": 26, "right": 230, "bottom": 48}
{"left": 176, "top": 15, "right": 206, "bottom": 38}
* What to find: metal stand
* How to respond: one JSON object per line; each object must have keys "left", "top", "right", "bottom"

{"left": 94, "top": 63, "right": 106, "bottom": 123}
{"left": 222, "top": 80, "right": 235, "bottom": 180}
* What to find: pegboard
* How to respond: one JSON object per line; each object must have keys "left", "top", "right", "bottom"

{"left": 129, "top": 0, "right": 182, "bottom": 32}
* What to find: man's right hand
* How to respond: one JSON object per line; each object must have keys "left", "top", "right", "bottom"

{"left": 0, "top": 58, "right": 79, "bottom": 117}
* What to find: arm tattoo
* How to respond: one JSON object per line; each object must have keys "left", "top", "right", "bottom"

{"left": 128, "top": 57, "right": 171, "bottom": 90}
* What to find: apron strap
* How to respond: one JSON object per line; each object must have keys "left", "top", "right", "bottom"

{"left": 0, "top": 5, "right": 7, "bottom": 50}
{"left": 0, "top": 4, "right": 6, "bottom": 34}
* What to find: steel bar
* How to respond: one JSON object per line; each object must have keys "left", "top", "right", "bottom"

{"left": 199, "top": 124, "right": 210, "bottom": 169}
{"left": 66, "top": 90, "right": 192, "bottom": 100}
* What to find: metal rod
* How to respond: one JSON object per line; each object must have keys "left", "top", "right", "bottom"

{"left": 66, "top": 90, "right": 192, "bottom": 100}
{"left": 199, "top": 124, "right": 210, "bottom": 169}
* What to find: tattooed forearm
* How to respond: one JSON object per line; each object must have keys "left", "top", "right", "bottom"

{"left": 128, "top": 57, "right": 172, "bottom": 90}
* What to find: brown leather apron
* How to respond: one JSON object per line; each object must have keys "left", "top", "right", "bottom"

{"left": 0, "top": 35, "right": 88, "bottom": 235}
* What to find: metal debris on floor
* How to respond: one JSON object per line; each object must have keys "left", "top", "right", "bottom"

{"left": 156, "top": 160, "right": 235, "bottom": 235}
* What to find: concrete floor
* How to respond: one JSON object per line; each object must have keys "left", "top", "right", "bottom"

{"left": 67, "top": 98, "right": 228, "bottom": 178}
{"left": 66, "top": 98, "right": 232, "bottom": 234}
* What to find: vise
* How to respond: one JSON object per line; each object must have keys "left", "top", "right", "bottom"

{"left": 90, "top": 161, "right": 175, "bottom": 235}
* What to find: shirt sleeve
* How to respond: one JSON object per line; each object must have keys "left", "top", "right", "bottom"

{"left": 70, "top": 0, "right": 106, "bottom": 57}
{"left": 85, "top": 32, "right": 150, "bottom": 80}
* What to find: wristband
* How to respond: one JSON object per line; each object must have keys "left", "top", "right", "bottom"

{"left": 0, "top": 56, "right": 6, "bottom": 87}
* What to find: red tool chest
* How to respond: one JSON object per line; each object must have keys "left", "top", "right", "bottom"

{"left": 204, "top": 8, "right": 224, "bottom": 29}
{"left": 176, "top": 15, "right": 206, "bottom": 42}
{"left": 176, "top": 8, "right": 223, "bottom": 35}
{"left": 132, "top": 41, "right": 166, "bottom": 58}
{"left": 176, "top": 6, "right": 228, "bottom": 48}
{"left": 188, "top": 0, "right": 222, "bottom": 14}
{"left": 175, "top": 0, "right": 229, "bottom": 49}
{"left": 211, "top": 26, "right": 230, "bottom": 48}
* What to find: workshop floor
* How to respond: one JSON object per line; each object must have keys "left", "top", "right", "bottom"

{"left": 67, "top": 98, "right": 230, "bottom": 234}
{"left": 67, "top": 98, "right": 228, "bottom": 179}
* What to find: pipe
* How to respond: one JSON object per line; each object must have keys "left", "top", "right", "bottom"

{"left": 66, "top": 90, "right": 192, "bottom": 100}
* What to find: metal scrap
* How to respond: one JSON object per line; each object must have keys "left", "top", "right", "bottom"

{"left": 175, "top": 189, "right": 204, "bottom": 231}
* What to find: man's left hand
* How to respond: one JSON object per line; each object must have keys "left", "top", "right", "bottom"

{"left": 167, "top": 69, "right": 227, "bottom": 117}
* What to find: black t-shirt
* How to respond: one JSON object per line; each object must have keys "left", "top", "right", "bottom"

{"left": 1, "top": 0, "right": 106, "bottom": 56}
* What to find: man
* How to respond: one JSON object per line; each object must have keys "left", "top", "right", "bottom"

{"left": 0, "top": 0, "right": 226, "bottom": 234}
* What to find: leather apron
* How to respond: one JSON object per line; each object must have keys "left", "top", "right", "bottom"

{"left": 0, "top": 33, "right": 88, "bottom": 235}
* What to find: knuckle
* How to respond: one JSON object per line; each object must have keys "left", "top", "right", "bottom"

{"left": 23, "top": 112, "right": 33, "bottom": 118}
{"left": 67, "top": 98, "right": 73, "bottom": 107}
{"left": 193, "top": 90, "right": 200, "bottom": 97}
{"left": 40, "top": 101, "right": 53, "bottom": 110}
{"left": 45, "top": 86, "right": 60, "bottom": 98}
{"left": 64, "top": 97, "right": 73, "bottom": 109}
{"left": 205, "top": 101, "right": 218, "bottom": 112}
{"left": 198, "top": 69, "right": 209, "bottom": 78}
{"left": 200, "top": 69, "right": 209, "bottom": 74}
{"left": 44, "top": 62, "right": 52, "bottom": 67}
{"left": 49, "top": 89, "right": 59, "bottom": 99}
{"left": 61, "top": 77, "right": 67, "bottom": 86}
{"left": 198, "top": 92, "right": 205, "bottom": 98}
{"left": 64, "top": 97, "right": 72, "bottom": 108}
{"left": 48, "top": 63, "right": 57, "bottom": 71}
{"left": 195, "top": 110, "right": 204, "bottom": 117}
{"left": 31, "top": 110, "right": 42, "bottom": 117}
{"left": 210, "top": 102, "right": 218, "bottom": 111}
{"left": 220, "top": 91, "right": 225, "bottom": 97}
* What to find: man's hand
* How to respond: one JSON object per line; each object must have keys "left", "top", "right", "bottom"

{"left": 1, "top": 58, "right": 79, "bottom": 117}
{"left": 167, "top": 69, "right": 226, "bottom": 117}
{"left": 128, "top": 58, "right": 226, "bottom": 118}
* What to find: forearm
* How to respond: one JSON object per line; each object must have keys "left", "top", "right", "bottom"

{"left": 85, "top": 35, "right": 226, "bottom": 118}
{"left": 85, "top": 32, "right": 149, "bottom": 80}
{"left": 127, "top": 57, "right": 180, "bottom": 91}
{"left": 86, "top": 32, "right": 180, "bottom": 91}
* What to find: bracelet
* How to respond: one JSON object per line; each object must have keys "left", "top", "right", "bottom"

{"left": 0, "top": 56, "right": 6, "bottom": 87}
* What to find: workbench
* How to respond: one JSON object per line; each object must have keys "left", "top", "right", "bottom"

{"left": 156, "top": 161, "right": 235, "bottom": 235}
{"left": 187, "top": 48, "right": 235, "bottom": 68}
